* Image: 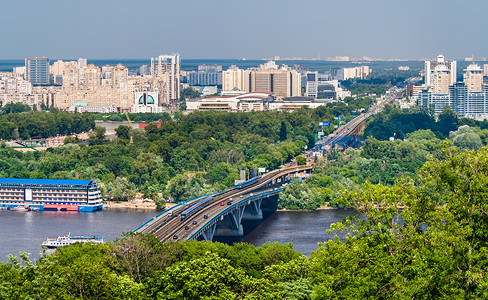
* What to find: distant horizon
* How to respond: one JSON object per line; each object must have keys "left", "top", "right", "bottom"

{"left": 1, "top": 57, "right": 486, "bottom": 62}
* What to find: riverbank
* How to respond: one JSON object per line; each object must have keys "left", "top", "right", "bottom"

{"left": 277, "top": 205, "right": 338, "bottom": 212}
{"left": 103, "top": 200, "right": 158, "bottom": 210}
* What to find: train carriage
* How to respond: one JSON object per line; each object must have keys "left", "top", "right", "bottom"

{"left": 236, "top": 176, "right": 259, "bottom": 189}
{"left": 180, "top": 196, "right": 214, "bottom": 220}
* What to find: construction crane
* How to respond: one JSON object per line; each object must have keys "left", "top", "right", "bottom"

{"left": 123, "top": 108, "right": 133, "bottom": 127}
{"left": 123, "top": 108, "right": 133, "bottom": 143}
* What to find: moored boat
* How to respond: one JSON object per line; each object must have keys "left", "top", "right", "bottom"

{"left": 41, "top": 233, "right": 105, "bottom": 248}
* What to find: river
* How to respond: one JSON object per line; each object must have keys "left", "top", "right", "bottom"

{"left": 0, "top": 208, "right": 357, "bottom": 262}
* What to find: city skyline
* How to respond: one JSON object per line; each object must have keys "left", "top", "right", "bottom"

{"left": 2, "top": 0, "right": 488, "bottom": 60}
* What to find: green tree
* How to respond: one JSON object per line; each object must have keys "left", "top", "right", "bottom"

{"left": 87, "top": 126, "right": 107, "bottom": 146}
{"left": 449, "top": 125, "right": 482, "bottom": 150}
{"left": 296, "top": 156, "right": 307, "bottom": 166}
{"left": 166, "top": 174, "right": 190, "bottom": 202}
{"left": 280, "top": 121, "right": 288, "bottom": 141}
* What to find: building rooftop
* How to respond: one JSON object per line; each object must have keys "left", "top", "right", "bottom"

{"left": 0, "top": 178, "right": 95, "bottom": 186}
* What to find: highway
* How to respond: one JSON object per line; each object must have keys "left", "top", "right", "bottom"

{"left": 312, "top": 88, "right": 403, "bottom": 152}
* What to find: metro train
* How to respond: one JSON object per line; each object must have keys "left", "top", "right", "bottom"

{"left": 236, "top": 176, "right": 259, "bottom": 189}
{"left": 180, "top": 196, "right": 214, "bottom": 221}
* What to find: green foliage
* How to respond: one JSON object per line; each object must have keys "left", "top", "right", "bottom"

{"left": 296, "top": 156, "right": 307, "bottom": 166}
{"left": 180, "top": 87, "right": 202, "bottom": 100}
{"left": 449, "top": 125, "right": 482, "bottom": 150}
{"left": 1, "top": 102, "right": 31, "bottom": 114}
{"left": 308, "top": 146, "right": 488, "bottom": 298}
{"left": 0, "top": 110, "right": 94, "bottom": 140}
{"left": 278, "top": 180, "right": 324, "bottom": 210}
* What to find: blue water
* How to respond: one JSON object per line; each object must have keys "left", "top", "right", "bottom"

{"left": 0, "top": 208, "right": 357, "bottom": 262}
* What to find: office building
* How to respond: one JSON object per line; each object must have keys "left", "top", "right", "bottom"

{"left": 25, "top": 57, "right": 50, "bottom": 85}
{"left": 151, "top": 53, "right": 181, "bottom": 104}
{"left": 306, "top": 72, "right": 349, "bottom": 100}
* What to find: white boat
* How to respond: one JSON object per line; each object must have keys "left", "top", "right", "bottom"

{"left": 41, "top": 233, "right": 105, "bottom": 248}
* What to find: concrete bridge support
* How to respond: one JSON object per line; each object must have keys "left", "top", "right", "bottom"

{"left": 214, "top": 206, "right": 245, "bottom": 237}
{"left": 242, "top": 199, "right": 263, "bottom": 221}
{"left": 198, "top": 223, "right": 217, "bottom": 241}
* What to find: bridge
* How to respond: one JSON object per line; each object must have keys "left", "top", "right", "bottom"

{"left": 135, "top": 165, "right": 313, "bottom": 242}
{"left": 313, "top": 104, "right": 382, "bottom": 151}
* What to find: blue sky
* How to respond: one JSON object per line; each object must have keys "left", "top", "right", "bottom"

{"left": 2, "top": 0, "right": 488, "bottom": 60}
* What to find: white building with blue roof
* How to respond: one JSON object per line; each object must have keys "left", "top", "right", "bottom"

{"left": 0, "top": 178, "right": 102, "bottom": 212}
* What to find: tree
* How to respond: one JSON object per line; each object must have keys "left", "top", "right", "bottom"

{"left": 115, "top": 125, "right": 131, "bottom": 140}
{"left": 449, "top": 125, "right": 482, "bottom": 150}
{"left": 180, "top": 87, "right": 201, "bottom": 100}
{"left": 145, "top": 252, "right": 281, "bottom": 299}
{"left": 296, "top": 156, "right": 307, "bottom": 166}
{"left": 87, "top": 126, "right": 107, "bottom": 146}
{"left": 280, "top": 121, "right": 288, "bottom": 141}
{"left": 166, "top": 174, "right": 190, "bottom": 202}
{"left": 1, "top": 103, "right": 31, "bottom": 114}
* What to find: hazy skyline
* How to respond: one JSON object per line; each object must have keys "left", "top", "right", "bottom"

{"left": 2, "top": 0, "right": 488, "bottom": 60}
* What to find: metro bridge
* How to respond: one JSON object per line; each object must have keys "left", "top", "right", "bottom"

{"left": 135, "top": 165, "right": 313, "bottom": 242}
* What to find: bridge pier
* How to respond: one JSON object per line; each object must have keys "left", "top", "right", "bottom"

{"left": 199, "top": 223, "right": 217, "bottom": 241}
{"left": 214, "top": 206, "right": 245, "bottom": 237}
{"left": 242, "top": 198, "right": 263, "bottom": 220}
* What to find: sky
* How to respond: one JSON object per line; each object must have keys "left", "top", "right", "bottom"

{"left": 2, "top": 0, "right": 488, "bottom": 60}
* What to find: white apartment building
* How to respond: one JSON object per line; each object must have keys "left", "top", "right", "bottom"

{"left": 337, "top": 66, "right": 371, "bottom": 80}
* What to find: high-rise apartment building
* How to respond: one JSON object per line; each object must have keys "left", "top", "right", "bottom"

{"left": 78, "top": 58, "right": 87, "bottom": 69}
{"left": 81, "top": 64, "right": 101, "bottom": 90}
{"left": 424, "top": 54, "right": 457, "bottom": 94}
{"left": 62, "top": 62, "right": 81, "bottom": 90}
{"left": 464, "top": 64, "right": 483, "bottom": 92}
{"left": 139, "top": 65, "right": 149, "bottom": 76}
{"left": 222, "top": 65, "right": 247, "bottom": 91}
{"left": 112, "top": 64, "right": 128, "bottom": 87}
{"left": 247, "top": 61, "right": 301, "bottom": 99}
{"left": 51, "top": 60, "right": 65, "bottom": 85}
{"left": 336, "top": 66, "right": 371, "bottom": 81}
{"left": 151, "top": 53, "right": 180, "bottom": 104}
{"left": 420, "top": 61, "right": 488, "bottom": 118}
{"left": 189, "top": 72, "right": 220, "bottom": 86}
{"left": 25, "top": 57, "right": 50, "bottom": 85}
{"left": 198, "top": 64, "right": 222, "bottom": 72}
{"left": 483, "top": 64, "right": 488, "bottom": 77}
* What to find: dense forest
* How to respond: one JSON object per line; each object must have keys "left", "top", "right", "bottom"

{"left": 2, "top": 144, "right": 488, "bottom": 298}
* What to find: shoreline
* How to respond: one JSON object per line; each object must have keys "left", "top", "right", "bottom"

{"left": 103, "top": 201, "right": 158, "bottom": 210}
{"left": 277, "top": 205, "right": 342, "bottom": 212}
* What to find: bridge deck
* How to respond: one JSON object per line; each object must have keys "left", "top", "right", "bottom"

{"left": 135, "top": 165, "right": 313, "bottom": 242}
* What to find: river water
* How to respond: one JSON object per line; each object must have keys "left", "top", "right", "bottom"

{"left": 0, "top": 208, "right": 357, "bottom": 262}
